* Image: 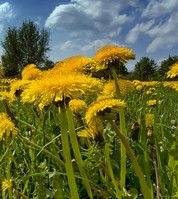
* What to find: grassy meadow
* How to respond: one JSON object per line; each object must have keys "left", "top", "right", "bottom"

{"left": 0, "top": 45, "right": 178, "bottom": 199}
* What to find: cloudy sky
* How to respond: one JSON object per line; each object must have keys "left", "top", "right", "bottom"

{"left": 0, "top": 0, "right": 178, "bottom": 71}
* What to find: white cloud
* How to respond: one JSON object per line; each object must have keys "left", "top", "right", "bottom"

{"left": 51, "top": 38, "right": 121, "bottom": 58}
{"left": 146, "top": 13, "right": 178, "bottom": 53}
{"left": 45, "top": 0, "right": 134, "bottom": 39}
{"left": 142, "top": 0, "right": 178, "bottom": 18}
{"left": 125, "top": 20, "right": 155, "bottom": 44}
{"left": 0, "top": 2, "right": 13, "bottom": 21}
{"left": 81, "top": 39, "right": 118, "bottom": 52}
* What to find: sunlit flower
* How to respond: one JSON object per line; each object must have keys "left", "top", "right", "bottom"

{"left": 52, "top": 55, "right": 92, "bottom": 74}
{"left": 136, "top": 85, "right": 142, "bottom": 90}
{"left": 2, "top": 178, "right": 13, "bottom": 191}
{"left": 138, "top": 113, "right": 154, "bottom": 127}
{"left": 0, "top": 78, "right": 13, "bottom": 92}
{"left": 22, "top": 64, "right": 42, "bottom": 80}
{"left": 69, "top": 99, "right": 87, "bottom": 113}
{"left": 167, "top": 62, "right": 178, "bottom": 78}
{"left": 0, "top": 91, "right": 15, "bottom": 102}
{"left": 133, "top": 80, "right": 141, "bottom": 87}
{"left": 103, "top": 79, "right": 134, "bottom": 97}
{"left": 147, "top": 100, "right": 161, "bottom": 106}
{"left": 86, "top": 98, "right": 126, "bottom": 125}
{"left": 21, "top": 73, "right": 103, "bottom": 110}
{"left": 145, "top": 88, "right": 155, "bottom": 95}
{"left": 92, "top": 45, "right": 135, "bottom": 71}
{"left": 78, "top": 122, "right": 103, "bottom": 141}
{"left": 10, "top": 79, "right": 30, "bottom": 97}
{"left": 0, "top": 113, "right": 18, "bottom": 140}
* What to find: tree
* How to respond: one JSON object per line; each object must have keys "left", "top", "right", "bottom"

{"left": 133, "top": 57, "right": 157, "bottom": 81}
{"left": 156, "top": 55, "right": 178, "bottom": 80}
{"left": 1, "top": 20, "right": 50, "bottom": 77}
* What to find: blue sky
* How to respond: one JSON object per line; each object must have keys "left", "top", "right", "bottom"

{"left": 0, "top": 0, "right": 178, "bottom": 71}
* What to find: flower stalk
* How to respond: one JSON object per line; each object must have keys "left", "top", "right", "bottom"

{"left": 104, "top": 141, "right": 121, "bottom": 198}
{"left": 119, "top": 109, "right": 127, "bottom": 188}
{"left": 6, "top": 139, "right": 12, "bottom": 199}
{"left": 66, "top": 106, "right": 93, "bottom": 198}
{"left": 109, "top": 120, "right": 152, "bottom": 199}
{"left": 60, "top": 103, "right": 79, "bottom": 199}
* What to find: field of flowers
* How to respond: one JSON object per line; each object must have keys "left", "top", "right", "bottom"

{"left": 0, "top": 45, "right": 178, "bottom": 199}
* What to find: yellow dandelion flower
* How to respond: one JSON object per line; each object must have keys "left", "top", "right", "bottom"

{"left": 53, "top": 55, "right": 92, "bottom": 74}
{"left": 78, "top": 122, "right": 103, "bottom": 139}
{"left": 0, "top": 91, "right": 15, "bottom": 102}
{"left": 136, "top": 85, "right": 143, "bottom": 90}
{"left": 69, "top": 99, "right": 87, "bottom": 113}
{"left": 103, "top": 79, "right": 134, "bottom": 97}
{"left": 0, "top": 113, "right": 18, "bottom": 140}
{"left": 145, "top": 88, "right": 155, "bottom": 95}
{"left": 10, "top": 79, "right": 30, "bottom": 96}
{"left": 92, "top": 45, "right": 135, "bottom": 71}
{"left": 138, "top": 113, "right": 154, "bottom": 127}
{"left": 2, "top": 178, "right": 13, "bottom": 191}
{"left": 21, "top": 73, "right": 103, "bottom": 110}
{"left": 133, "top": 80, "right": 141, "bottom": 87}
{"left": 22, "top": 64, "right": 42, "bottom": 80}
{"left": 167, "top": 62, "right": 178, "bottom": 78}
{"left": 147, "top": 100, "right": 161, "bottom": 106}
{"left": 86, "top": 98, "right": 126, "bottom": 125}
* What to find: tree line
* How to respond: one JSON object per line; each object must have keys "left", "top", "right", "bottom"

{"left": 0, "top": 20, "right": 178, "bottom": 81}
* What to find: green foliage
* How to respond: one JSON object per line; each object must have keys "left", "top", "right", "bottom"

{"left": 1, "top": 20, "right": 50, "bottom": 77}
{"left": 133, "top": 57, "right": 157, "bottom": 81}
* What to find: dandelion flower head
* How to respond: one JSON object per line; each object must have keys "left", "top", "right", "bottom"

{"left": 167, "top": 62, "right": 178, "bottom": 78}
{"left": 103, "top": 79, "right": 134, "bottom": 97}
{"left": 138, "top": 113, "right": 154, "bottom": 127}
{"left": 22, "top": 64, "right": 42, "bottom": 80}
{"left": 78, "top": 123, "right": 103, "bottom": 141}
{"left": 2, "top": 178, "right": 13, "bottom": 191}
{"left": 52, "top": 55, "right": 92, "bottom": 74}
{"left": 0, "top": 91, "right": 15, "bottom": 102}
{"left": 92, "top": 45, "right": 135, "bottom": 71}
{"left": 86, "top": 98, "right": 126, "bottom": 125}
{"left": 0, "top": 112, "right": 18, "bottom": 140}
{"left": 69, "top": 99, "right": 87, "bottom": 113}
{"left": 147, "top": 99, "right": 161, "bottom": 106}
{"left": 21, "top": 73, "right": 103, "bottom": 110}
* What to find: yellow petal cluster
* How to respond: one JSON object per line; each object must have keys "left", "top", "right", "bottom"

{"left": 147, "top": 100, "right": 161, "bottom": 106}
{"left": 78, "top": 123, "right": 103, "bottom": 140}
{"left": 0, "top": 113, "right": 18, "bottom": 140}
{"left": 10, "top": 79, "right": 30, "bottom": 96}
{"left": 167, "top": 62, "right": 178, "bottom": 78}
{"left": 0, "top": 91, "right": 15, "bottom": 102}
{"left": 69, "top": 99, "right": 87, "bottom": 113}
{"left": 92, "top": 45, "right": 135, "bottom": 71}
{"left": 2, "top": 178, "right": 13, "bottom": 191}
{"left": 103, "top": 79, "right": 134, "bottom": 97}
{"left": 86, "top": 98, "right": 126, "bottom": 125}
{"left": 53, "top": 55, "right": 92, "bottom": 74}
{"left": 138, "top": 113, "right": 154, "bottom": 127}
{"left": 22, "top": 64, "right": 42, "bottom": 80}
{"left": 21, "top": 73, "right": 103, "bottom": 110}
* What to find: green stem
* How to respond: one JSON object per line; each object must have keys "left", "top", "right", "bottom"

{"left": 104, "top": 142, "right": 121, "bottom": 198}
{"left": 18, "top": 134, "right": 64, "bottom": 166}
{"left": 66, "top": 107, "right": 93, "bottom": 198}
{"left": 109, "top": 120, "right": 152, "bottom": 199}
{"left": 110, "top": 65, "right": 121, "bottom": 98}
{"left": 6, "top": 139, "right": 12, "bottom": 199}
{"left": 119, "top": 109, "right": 126, "bottom": 188}
{"left": 60, "top": 104, "right": 79, "bottom": 199}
